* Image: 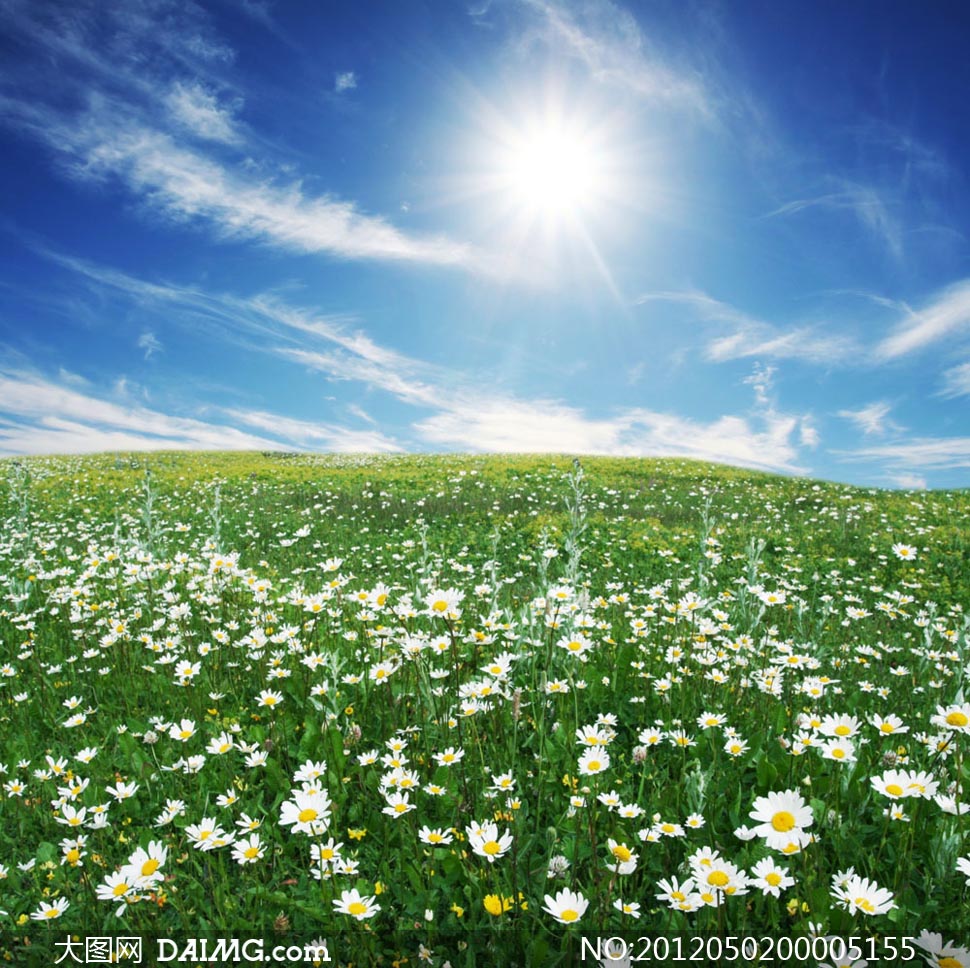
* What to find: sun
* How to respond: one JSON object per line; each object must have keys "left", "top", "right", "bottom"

{"left": 498, "top": 119, "right": 605, "bottom": 220}
{"left": 458, "top": 93, "right": 635, "bottom": 283}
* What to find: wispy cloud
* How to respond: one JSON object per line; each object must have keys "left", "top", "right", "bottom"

{"left": 890, "top": 472, "right": 927, "bottom": 490}
{"left": 281, "top": 348, "right": 444, "bottom": 409}
{"left": 137, "top": 331, "right": 162, "bottom": 360}
{"left": 742, "top": 362, "right": 775, "bottom": 408}
{"left": 836, "top": 401, "right": 902, "bottom": 437}
{"left": 520, "top": 0, "right": 712, "bottom": 118}
{"left": 57, "top": 366, "right": 90, "bottom": 388}
{"left": 347, "top": 403, "right": 376, "bottom": 425}
{"left": 54, "top": 113, "right": 471, "bottom": 266}
{"left": 0, "top": 367, "right": 402, "bottom": 456}
{"left": 762, "top": 180, "right": 903, "bottom": 261}
{"left": 221, "top": 408, "right": 402, "bottom": 452}
{"left": 164, "top": 81, "right": 242, "bottom": 144}
{"left": 0, "top": 368, "right": 278, "bottom": 455}
{"left": 0, "top": 2, "right": 479, "bottom": 272}
{"left": 415, "top": 398, "right": 808, "bottom": 473}
{"left": 635, "top": 290, "right": 859, "bottom": 365}
{"left": 27, "top": 246, "right": 437, "bottom": 392}
{"left": 799, "top": 417, "right": 820, "bottom": 450}
{"left": 838, "top": 436, "right": 970, "bottom": 473}
{"left": 25, "top": 247, "right": 816, "bottom": 474}
{"left": 873, "top": 280, "right": 970, "bottom": 361}
{"left": 334, "top": 71, "right": 357, "bottom": 94}
{"left": 939, "top": 361, "right": 970, "bottom": 399}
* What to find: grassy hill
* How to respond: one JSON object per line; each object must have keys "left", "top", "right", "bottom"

{"left": 1, "top": 452, "right": 969, "bottom": 964}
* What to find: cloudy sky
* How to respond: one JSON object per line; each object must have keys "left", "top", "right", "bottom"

{"left": 1, "top": 0, "right": 969, "bottom": 487}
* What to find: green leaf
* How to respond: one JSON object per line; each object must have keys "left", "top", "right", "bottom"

{"left": 297, "top": 715, "right": 320, "bottom": 761}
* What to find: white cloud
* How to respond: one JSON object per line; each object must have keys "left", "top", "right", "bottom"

{"left": 165, "top": 81, "right": 242, "bottom": 145}
{"left": 0, "top": 3, "right": 478, "bottom": 273}
{"left": 222, "top": 408, "right": 401, "bottom": 453}
{"left": 836, "top": 401, "right": 901, "bottom": 437}
{"left": 280, "top": 348, "right": 443, "bottom": 409}
{"left": 839, "top": 437, "right": 970, "bottom": 472}
{"left": 26, "top": 247, "right": 447, "bottom": 407}
{"left": 138, "top": 331, "right": 162, "bottom": 359}
{"left": 347, "top": 403, "right": 376, "bottom": 425}
{"left": 939, "top": 361, "right": 970, "bottom": 398}
{"left": 743, "top": 362, "right": 775, "bottom": 408}
{"left": 635, "top": 290, "right": 859, "bottom": 365}
{"left": 0, "top": 368, "right": 404, "bottom": 456}
{"left": 0, "top": 369, "right": 280, "bottom": 455}
{"left": 521, "top": 0, "right": 712, "bottom": 118}
{"left": 891, "top": 473, "right": 927, "bottom": 490}
{"left": 414, "top": 399, "right": 806, "bottom": 474}
{"left": 29, "top": 249, "right": 816, "bottom": 475}
{"left": 334, "top": 72, "right": 357, "bottom": 93}
{"left": 56, "top": 117, "right": 472, "bottom": 267}
{"left": 799, "top": 416, "right": 820, "bottom": 450}
{"left": 57, "top": 366, "right": 90, "bottom": 387}
{"left": 762, "top": 180, "right": 903, "bottom": 262}
{"left": 874, "top": 280, "right": 970, "bottom": 361}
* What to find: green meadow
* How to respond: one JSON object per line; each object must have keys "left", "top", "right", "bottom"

{"left": 1, "top": 452, "right": 968, "bottom": 966}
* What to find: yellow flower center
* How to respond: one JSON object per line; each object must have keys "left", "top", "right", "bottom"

{"left": 394, "top": 803, "right": 408, "bottom": 813}
{"left": 559, "top": 908, "right": 579, "bottom": 922}
{"left": 855, "top": 897, "right": 875, "bottom": 914}
{"left": 880, "top": 723, "right": 895, "bottom": 733}
{"left": 946, "top": 711, "right": 969, "bottom": 728}
{"left": 885, "top": 783, "right": 904, "bottom": 797}
{"left": 939, "top": 958, "right": 963, "bottom": 968}
{"left": 831, "top": 748, "right": 846, "bottom": 759}
{"left": 141, "top": 859, "right": 160, "bottom": 877}
{"left": 482, "top": 840, "right": 502, "bottom": 855}
{"left": 298, "top": 808, "right": 318, "bottom": 823}
{"left": 707, "top": 870, "right": 729, "bottom": 887}
{"left": 587, "top": 760, "right": 601, "bottom": 771}
{"left": 113, "top": 883, "right": 130, "bottom": 897}
{"left": 834, "top": 725, "right": 851, "bottom": 736}
{"left": 766, "top": 872, "right": 782, "bottom": 886}
{"left": 771, "top": 811, "right": 796, "bottom": 832}
{"left": 66, "top": 849, "right": 80, "bottom": 864}
{"left": 432, "top": 601, "right": 448, "bottom": 613}
{"left": 244, "top": 847, "right": 259, "bottom": 859}
{"left": 612, "top": 845, "right": 632, "bottom": 862}
{"left": 347, "top": 901, "right": 367, "bottom": 916}
{"left": 671, "top": 890, "right": 685, "bottom": 901}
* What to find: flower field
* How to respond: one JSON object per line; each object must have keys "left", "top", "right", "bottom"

{"left": 1, "top": 452, "right": 968, "bottom": 966}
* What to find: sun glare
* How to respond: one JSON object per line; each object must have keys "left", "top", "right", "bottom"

{"left": 499, "top": 121, "right": 604, "bottom": 219}
{"left": 464, "top": 95, "right": 635, "bottom": 285}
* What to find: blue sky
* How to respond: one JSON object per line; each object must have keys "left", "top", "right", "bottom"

{"left": 1, "top": 0, "right": 969, "bottom": 488}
